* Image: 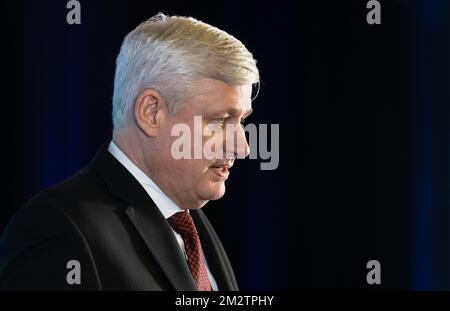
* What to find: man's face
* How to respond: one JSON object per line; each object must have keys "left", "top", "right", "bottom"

{"left": 152, "top": 78, "right": 252, "bottom": 209}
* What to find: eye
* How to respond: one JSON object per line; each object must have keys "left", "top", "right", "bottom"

{"left": 214, "top": 117, "right": 226, "bottom": 125}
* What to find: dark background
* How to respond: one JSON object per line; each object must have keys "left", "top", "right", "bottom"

{"left": 2, "top": 0, "right": 449, "bottom": 290}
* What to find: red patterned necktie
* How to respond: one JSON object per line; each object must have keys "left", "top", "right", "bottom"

{"left": 167, "top": 211, "right": 212, "bottom": 291}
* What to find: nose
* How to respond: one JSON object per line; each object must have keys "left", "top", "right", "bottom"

{"left": 225, "top": 123, "right": 250, "bottom": 159}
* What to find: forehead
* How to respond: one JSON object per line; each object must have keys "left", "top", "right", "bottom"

{"left": 186, "top": 78, "right": 252, "bottom": 114}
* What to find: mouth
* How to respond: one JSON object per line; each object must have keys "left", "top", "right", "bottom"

{"left": 209, "top": 164, "right": 231, "bottom": 179}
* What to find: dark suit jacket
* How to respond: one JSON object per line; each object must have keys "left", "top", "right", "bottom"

{"left": 0, "top": 145, "right": 238, "bottom": 290}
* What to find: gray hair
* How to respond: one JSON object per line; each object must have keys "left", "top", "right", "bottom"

{"left": 112, "top": 13, "right": 260, "bottom": 131}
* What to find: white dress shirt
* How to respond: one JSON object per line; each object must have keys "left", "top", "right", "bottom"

{"left": 108, "top": 141, "right": 218, "bottom": 290}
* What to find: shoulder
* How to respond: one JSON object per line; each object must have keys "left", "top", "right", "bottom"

{"left": 22, "top": 163, "right": 125, "bottom": 224}
{"left": 1, "top": 164, "right": 126, "bottom": 264}
{"left": 0, "top": 166, "right": 113, "bottom": 289}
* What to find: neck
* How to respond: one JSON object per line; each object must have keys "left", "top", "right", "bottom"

{"left": 112, "top": 128, "right": 207, "bottom": 210}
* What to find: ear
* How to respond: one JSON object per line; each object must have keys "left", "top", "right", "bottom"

{"left": 134, "top": 89, "right": 167, "bottom": 137}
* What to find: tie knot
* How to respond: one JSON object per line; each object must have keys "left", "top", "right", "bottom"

{"left": 167, "top": 211, "right": 198, "bottom": 237}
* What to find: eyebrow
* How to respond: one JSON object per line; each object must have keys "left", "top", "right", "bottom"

{"left": 213, "top": 107, "right": 253, "bottom": 119}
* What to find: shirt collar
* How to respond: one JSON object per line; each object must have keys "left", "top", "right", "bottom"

{"left": 108, "top": 141, "right": 183, "bottom": 219}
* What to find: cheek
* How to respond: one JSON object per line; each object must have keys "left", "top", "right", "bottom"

{"left": 172, "top": 159, "right": 208, "bottom": 180}
{"left": 202, "top": 131, "right": 225, "bottom": 159}
{"left": 170, "top": 159, "right": 226, "bottom": 200}
{"left": 180, "top": 160, "right": 220, "bottom": 187}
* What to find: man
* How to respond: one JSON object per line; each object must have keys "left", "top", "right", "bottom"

{"left": 0, "top": 13, "right": 259, "bottom": 290}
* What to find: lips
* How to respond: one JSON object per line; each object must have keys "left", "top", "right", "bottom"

{"left": 210, "top": 163, "right": 231, "bottom": 178}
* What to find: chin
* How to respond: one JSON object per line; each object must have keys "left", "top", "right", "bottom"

{"left": 199, "top": 182, "right": 226, "bottom": 201}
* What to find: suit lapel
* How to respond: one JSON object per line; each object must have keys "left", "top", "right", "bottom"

{"left": 125, "top": 206, "right": 197, "bottom": 290}
{"left": 90, "top": 145, "right": 197, "bottom": 290}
